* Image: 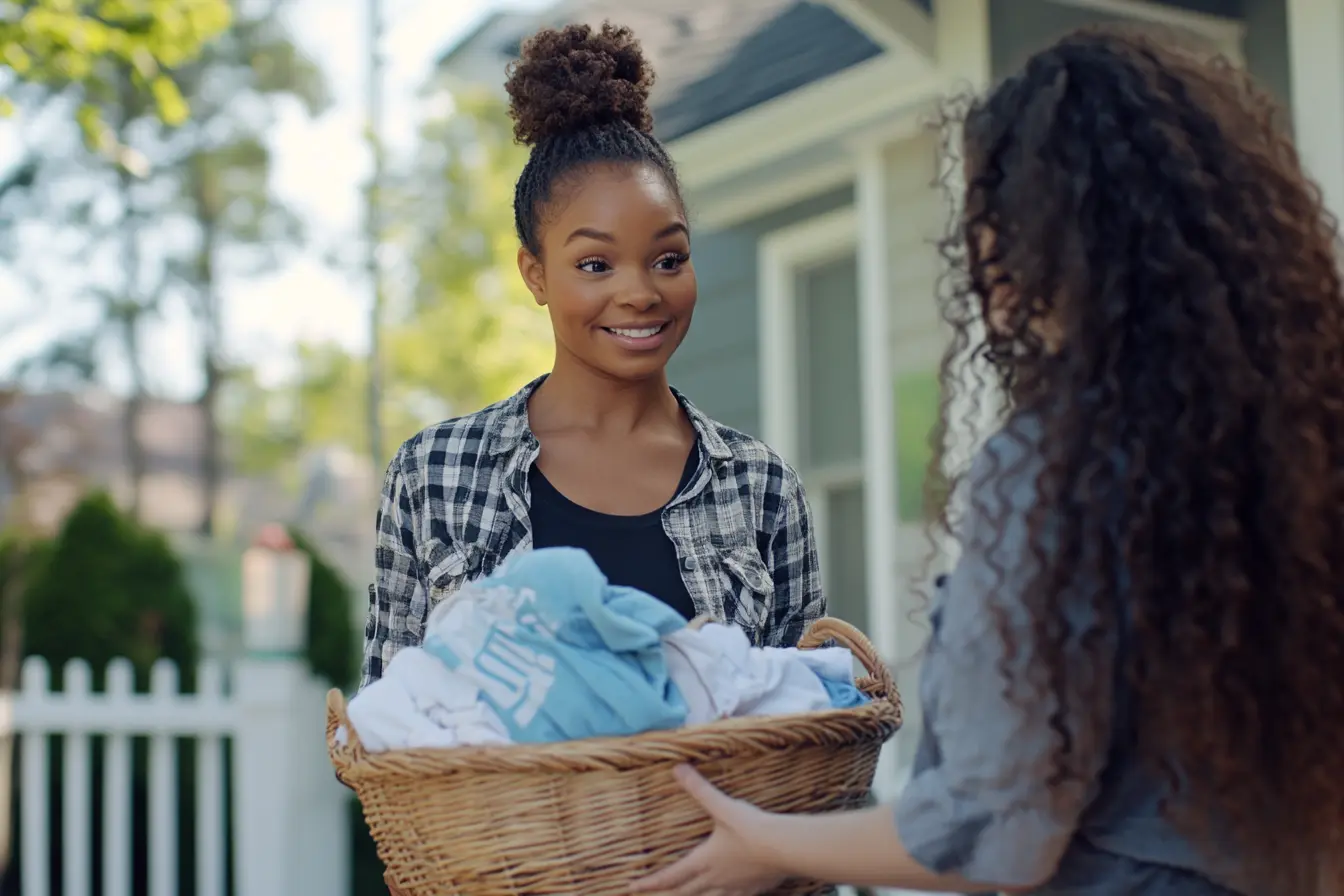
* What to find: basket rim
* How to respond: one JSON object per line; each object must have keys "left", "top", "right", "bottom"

{"left": 334, "top": 690, "right": 901, "bottom": 779}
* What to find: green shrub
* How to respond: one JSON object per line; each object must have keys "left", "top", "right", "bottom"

{"left": 21, "top": 492, "right": 198, "bottom": 690}
{"left": 288, "top": 527, "right": 357, "bottom": 692}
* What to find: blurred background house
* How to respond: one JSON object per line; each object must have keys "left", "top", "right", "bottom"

{"left": 0, "top": 0, "right": 1340, "bottom": 894}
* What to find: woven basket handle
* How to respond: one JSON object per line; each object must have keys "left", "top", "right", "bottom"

{"left": 326, "top": 688, "right": 366, "bottom": 779}
{"left": 797, "top": 617, "right": 896, "bottom": 698}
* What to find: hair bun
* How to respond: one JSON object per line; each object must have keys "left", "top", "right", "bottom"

{"left": 505, "top": 22, "right": 655, "bottom": 147}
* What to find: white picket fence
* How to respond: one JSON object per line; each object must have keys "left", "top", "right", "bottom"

{"left": 3, "top": 653, "right": 349, "bottom": 896}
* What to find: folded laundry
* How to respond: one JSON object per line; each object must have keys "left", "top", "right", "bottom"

{"left": 346, "top": 547, "right": 869, "bottom": 753}
{"left": 344, "top": 645, "right": 510, "bottom": 751}
{"left": 421, "top": 547, "right": 691, "bottom": 743}
{"left": 663, "top": 622, "right": 868, "bottom": 725}
{"left": 772, "top": 642, "right": 871, "bottom": 710}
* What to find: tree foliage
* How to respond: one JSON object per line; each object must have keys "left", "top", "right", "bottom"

{"left": 389, "top": 90, "right": 551, "bottom": 413}
{"left": 223, "top": 91, "right": 552, "bottom": 472}
{"left": 156, "top": 0, "right": 328, "bottom": 534}
{"left": 0, "top": 0, "right": 233, "bottom": 143}
{"left": 4, "top": 1, "right": 327, "bottom": 531}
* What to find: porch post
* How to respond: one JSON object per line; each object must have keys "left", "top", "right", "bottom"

{"left": 935, "top": 0, "right": 991, "bottom": 90}
{"left": 855, "top": 146, "right": 898, "bottom": 673}
{"left": 1286, "top": 0, "right": 1344, "bottom": 225}
{"left": 933, "top": 0, "right": 998, "bottom": 477}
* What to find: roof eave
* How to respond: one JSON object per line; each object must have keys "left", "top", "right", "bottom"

{"left": 668, "top": 51, "right": 942, "bottom": 194}
{"left": 816, "top": 0, "right": 937, "bottom": 59}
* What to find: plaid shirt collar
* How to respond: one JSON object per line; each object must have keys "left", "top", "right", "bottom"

{"left": 484, "top": 374, "right": 735, "bottom": 464}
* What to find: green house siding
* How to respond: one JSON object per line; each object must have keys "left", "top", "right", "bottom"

{"left": 668, "top": 186, "right": 856, "bottom": 436}
{"left": 989, "top": 0, "right": 1290, "bottom": 109}
{"left": 1242, "top": 0, "right": 1291, "bottom": 113}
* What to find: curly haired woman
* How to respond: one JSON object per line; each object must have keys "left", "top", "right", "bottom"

{"left": 635, "top": 25, "right": 1344, "bottom": 896}
{"left": 361, "top": 24, "right": 822, "bottom": 686}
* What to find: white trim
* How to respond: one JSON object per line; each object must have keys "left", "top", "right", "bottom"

{"left": 670, "top": 53, "right": 941, "bottom": 193}
{"left": 855, "top": 143, "right": 909, "bottom": 838}
{"left": 856, "top": 146, "right": 901, "bottom": 672}
{"left": 1286, "top": 0, "right": 1344, "bottom": 223}
{"left": 935, "top": 0, "right": 991, "bottom": 89}
{"left": 933, "top": 0, "right": 993, "bottom": 486}
{"left": 804, "top": 462, "right": 866, "bottom": 491}
{"left": 689, "top": 157, "right": 855, "bottom": 232}
{"left": 844, "top": 102, "right": 934, "bottom": 155}
{"left": 812, "top": 490, "right": 832, "bottom": 601}
{"left": 757, "top": 207, "right": 859, "bottom": 465}
{"left": 1047, "top": 0, "right": 1246, "bottom": 58}
{"left": 806, "top": 467, "right": 867, "bottom": 602}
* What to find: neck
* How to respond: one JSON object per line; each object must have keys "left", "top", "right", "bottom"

{"left": 532, "top": 350, "right": 677, "bottom": 435}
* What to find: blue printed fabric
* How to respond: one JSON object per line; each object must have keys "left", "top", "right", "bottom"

{"left": 820, "top": 675, "right": 870, "bottom": 709}
{"left": 421, "top": 547, "right": 690, "bottom": 743}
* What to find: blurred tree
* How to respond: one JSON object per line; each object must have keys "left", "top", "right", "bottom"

{"left": 110, "top": 68, "right": 157, "bottom": 520}
{"left": 6, "top": 2, "right": 327, "bottom": 531}
{"left": 0, "top": 0, "right": 231, "bottom": 417}
{"left": 222, "top": 91, "right": 550, "bottom": 474}
{"left": 20, "top": 64, "right": 169, "bottom": 520}
{"left": 224, "top": 345, "right": 381, "bottom": 475}
{"left": 0, "top": 0, "right": 232, "bottom": 149}
{"left": 0, "top": 0, "right": 232, "bottom": 506}
{"left": 152, "top": 0, "right": 328, "bottom": 536}
{"left": 388, "top": 90, "right": 550, "bottom": 414}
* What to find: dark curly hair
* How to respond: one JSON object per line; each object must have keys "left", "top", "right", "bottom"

{"left": 504, "top": 22, "right": 682, "bottom": 255}
{"left": 930, "top": 25, "right": 1344, "bottom": 893}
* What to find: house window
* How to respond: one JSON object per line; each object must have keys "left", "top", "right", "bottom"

{"left": 793, "top": 253, "right": 869, "bottom": 633}
{"left": 758, "top": 208, "right": 871, "bottom": 634}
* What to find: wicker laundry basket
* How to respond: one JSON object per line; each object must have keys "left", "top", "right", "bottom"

{"left": 327, "top": 616, "right": 902, "bottom": 896}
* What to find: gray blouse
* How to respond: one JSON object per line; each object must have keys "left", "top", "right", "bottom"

{"left": 893, "top": 417, "right": 1242, "bottom": 896}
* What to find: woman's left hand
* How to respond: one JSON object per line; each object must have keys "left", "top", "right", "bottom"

{"left": 631, "top": 765, "right": 789, "bottom": 896}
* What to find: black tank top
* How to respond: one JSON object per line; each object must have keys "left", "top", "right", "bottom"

{"left": 527, "top": 448, "right": 700, "bottom": 621}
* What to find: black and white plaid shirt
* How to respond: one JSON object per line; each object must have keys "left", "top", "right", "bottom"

{"left": 360, "top": 376, "right": 825, "bottom": 689}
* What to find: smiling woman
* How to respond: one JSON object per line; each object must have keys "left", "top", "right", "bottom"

{"left": 360, "top": 21, "right": 824, "bottom": 709}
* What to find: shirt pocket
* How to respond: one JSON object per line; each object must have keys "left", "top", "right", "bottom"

{"left": 410, "top": 543, "right": 481, "bottom": 639}
{"left": 717, "top": 546, "right": 774, "bottom": 645}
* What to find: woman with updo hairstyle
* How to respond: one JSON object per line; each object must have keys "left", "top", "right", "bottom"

{"left": 361, "top": 23, "right": 823, "bottom": 693}
{"left": 633, "top": 25, "right": 1344, "bottom": 896}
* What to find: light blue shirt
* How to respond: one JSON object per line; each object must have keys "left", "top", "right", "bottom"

{"left": 422, "top": 547, "right": 690, "bottom": 743}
